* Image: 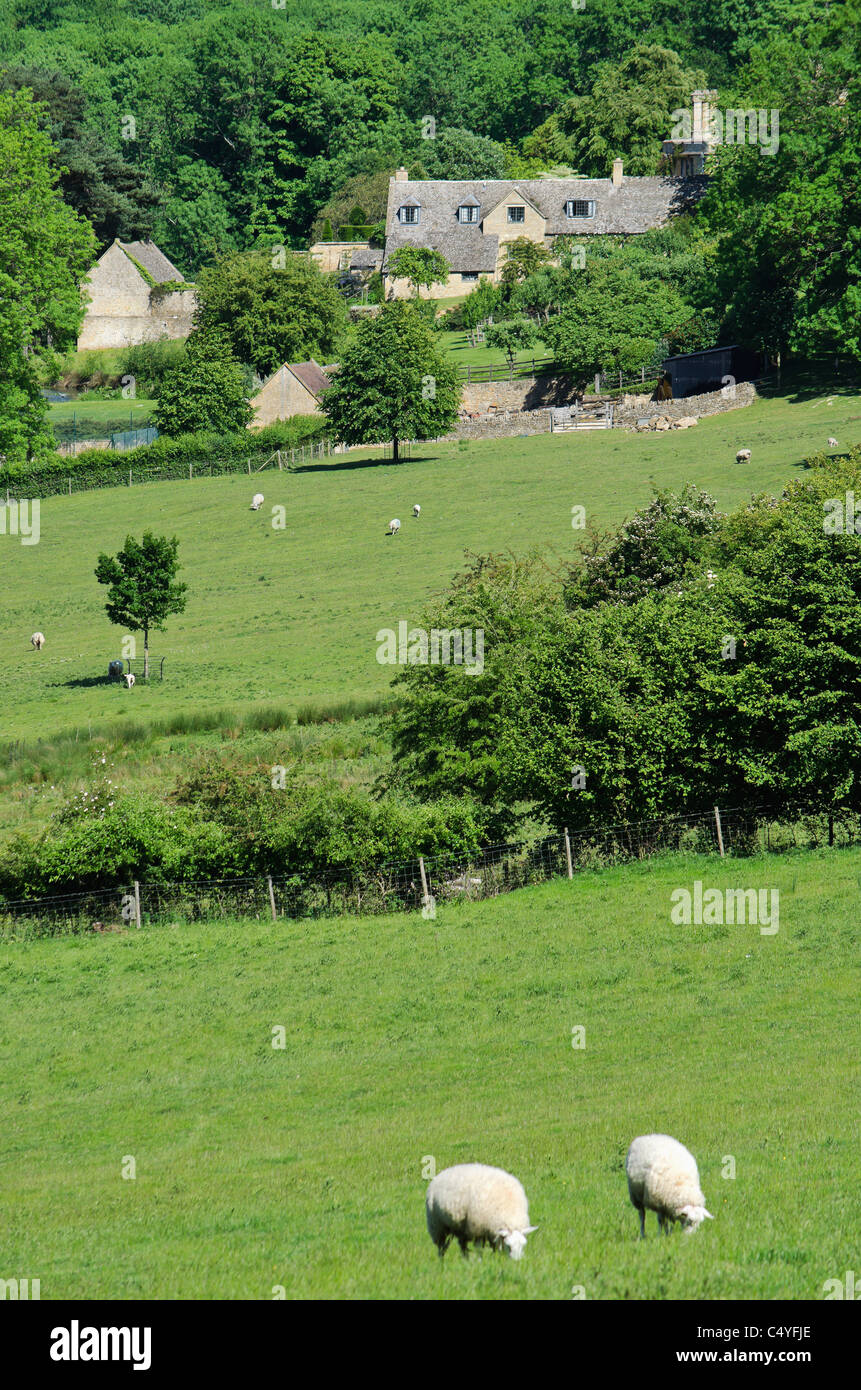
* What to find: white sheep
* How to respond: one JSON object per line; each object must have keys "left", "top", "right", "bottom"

{"left": 387, "top": 518, "right": 401, "bottom": 536}
{"left": 250, "top": 493, "right": 265, "bottom": 511}
{"left": 108, "top": 660, "right": 124, "bottom": 680}
{"left": 124, "top": 673, "right": 136, "bottom": 689}
{"left": 735, "top": 448, "right": 751, "bottom": 463}
{"left": 30, "top": 632, "right": 45, "bottom": 651}
{"left": 626, "top": 1134, "right": 713, "bottom": 1238}
{"left": 426, "top": 1163, "right": 537, "bottom": 1259}
{"left": 828, "top": 437, "right": 838, "bottom": 448}
{"left": 413, "top": 504, "right": 421, "bottom": 518}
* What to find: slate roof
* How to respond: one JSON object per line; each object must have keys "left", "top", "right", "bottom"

{"left": 286, "top": 360, "right": 331, "bottom": 399}
{"left": 118, "top": 240, "right": 186, "bottom": 284}
{"left": 349, "top": 246, "right": 384, "bottom": 271}
{"left": 384, "top": 176, "right": 710, "bottom": 272}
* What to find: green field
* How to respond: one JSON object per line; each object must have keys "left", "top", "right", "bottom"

{"left": 1, "top": 848, "right": 857, "bottom": 1299}
{"left": 3, "top": 380, "right": 858, "bottom": 746}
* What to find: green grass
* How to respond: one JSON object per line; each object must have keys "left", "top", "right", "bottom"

{"left": 47, "top": 399, "right": 156, "bottom": 432}
{"left": 2, "top": 380, "right": 859, "bottom": 744}
{"left": 438, "top": 325, "right": 549, "bottom": 369}
{"left": 1, "top": 847, "right": 857, "bottom": 1299}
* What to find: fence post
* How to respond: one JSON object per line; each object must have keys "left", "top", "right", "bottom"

{"left": 564, "top": 828, "right": 574, "bottom": 879}
{"left": 714, "top": 806, "right": 725, "bottom": 858}
{"left": 267, "top": 875, "right": 277, "bottom": 921}
{"left": 277, "top": 450, "right": 282, "bottom": 470}
{"left": 128, "top": 469, "right": 132, "bottom": 486}
{"left": 418, "top": 855, "right": 430, "bottom": 911}
{"left": 133, "top": 879, "right": 142, "bottom": 928}
{"left": 247, "top": 459, "right": 251, "bottom": 474}
{"left": 594, "top": 373, "right": 600, "bottom": 394}
{"left": 68, "top": 477, "right": 71, "bottom": 495}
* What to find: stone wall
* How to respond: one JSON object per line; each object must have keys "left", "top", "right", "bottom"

{"left": 444, "top": 409, "right": 553, "bottom": 441}
{"left": 614, "top": 379, "right": 758, "bottom": 424}
{"left": 459, "top": 373, "right": 585, "bottom": 415}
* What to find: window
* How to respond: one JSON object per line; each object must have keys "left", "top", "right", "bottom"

{"left": 461, "top": 271, "right": 478, "bottom": 281}
{"left": 458, "top": 204, "right": 478, "bottom": 223}
{"left": 565, "top": 199, "right": 595, "bottom": 218}
{"left": 507, "top": 206, "right": 525, "bottom": 223}
{"left": 399, "top": 205, "right": 420, "bottom": 224}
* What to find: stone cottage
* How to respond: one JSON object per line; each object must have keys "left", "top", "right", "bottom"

{"left": 249, "top": 360, "right": 332, "bottom": 428}
{"left": 77, "top": 240, "right": 197, "bottom": 351}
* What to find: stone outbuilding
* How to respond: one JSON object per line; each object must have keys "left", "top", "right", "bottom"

{"left": 249, "top": 360, "right": 333, "bottom": 427}
{"left": 77, "top": 239, "right": 196, "bottom": 351}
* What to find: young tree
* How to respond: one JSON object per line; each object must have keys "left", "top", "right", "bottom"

{"left": 322, "top": 301, "right": 460, "bottom": 462}
{"left": 386, "top": 246, "right": 450, "bottom": 298}
{"left": 194, "top": 249, "right": 347, "bottom": 377}
{"left": 95, "top": 533, "right": 188, "bottom": 681}
{"left": 500, "top": 236, "right": 551, "bottom": 289}
{"left": 153, "top": 328, "right": 252, "bottom": 437}
{"left": 484, "top": 317, "right": 539, "bottom": 368}
{"left": 544, "top": 267, "right": 687, "bottom": 388}
{"left": 419, "top": 126, "right": 508, "bottom": 179}
{"left": 461, "top": 278, "right": 501, "bottom": 345}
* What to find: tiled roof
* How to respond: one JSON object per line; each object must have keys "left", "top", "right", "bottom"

{"left": 286, "top": 360, "right": 331, "bottom": 398}
{"left": 119, "top": 240, "right": 186, "bottom": 284}
{"left": 384, "top": 176, "right": 710, "bottom": 272}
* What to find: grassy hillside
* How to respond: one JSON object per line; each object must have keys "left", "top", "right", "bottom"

{"left": 2, "top": 382, "right": 858, "bottom": 746}
{"left": 1, "top": 847, "right": 857, "bottom": 1299}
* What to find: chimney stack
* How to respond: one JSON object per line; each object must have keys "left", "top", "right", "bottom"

{"left": 395, "top": 166, "right": 408, "bottom": 182}
{"left": 611, "top": 158, "right": 623, "bottom": 187}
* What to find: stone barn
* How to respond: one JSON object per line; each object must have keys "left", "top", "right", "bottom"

{"left": 249, "top": 360, "right": 333, "bottom": 428}
{"left": 77, "top": 240, "right": 197, "bottom": 351}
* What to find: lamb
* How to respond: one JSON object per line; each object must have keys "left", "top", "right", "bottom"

{"left": 387, "top": 518, "right": 401, "bottom": 536}
{"left": 412, "top": 504, "right": 421, "bottom": 518}
{"left": 735, "top": 448, "right": 751, "bottom": 463}
{"left": 124, "top": 673, "right": 136, "bottom": 689}
{"left": 30, "top": 632, "right": 45, "bottom": 650}
{"left": 426, "top": 1163, "right": 537, "bottom": 1259}
{"left": 108, "top": 660, "right": 124, "bottom": 680}
{"left": 250, "top": 493, "right": 265, "bottom": 511}
{"left": 625, "top": 1134, "right": 713, "bottom": 1237}
{"left": 828, "top": 437, "right": 838, "bottom": 448}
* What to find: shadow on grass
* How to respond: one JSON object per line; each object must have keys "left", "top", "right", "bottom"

{"left": 756, "top": 368, "right": 861, "bottom": 405}
{"left": 292, "top": 451, "right": 445, "bottom": 473}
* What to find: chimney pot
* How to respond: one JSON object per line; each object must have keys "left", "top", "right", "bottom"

{"left": 611, "top": 158, "right": 623, "bottom": 187}
{"left": 395, "top": 166, "right": 408, "bottom": 182}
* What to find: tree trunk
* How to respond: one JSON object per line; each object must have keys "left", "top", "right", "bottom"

{"left": 392, "top": 436, "right": 399, "bottom": 464}
{"left": 144, "top": 627, "right": 150, "bottom": 681}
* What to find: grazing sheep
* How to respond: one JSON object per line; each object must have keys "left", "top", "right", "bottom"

{"left": 828, "top": 437, "right": 838, "bottom": 448}
{"left": 626, "top": 1134, "right": 713, "bottom": 1238}
{"left": 735, "top": 448, "right": 751, "bottom": 463}
{"left": 426, "top": 1163, "right": 537, "bottom": 1259}
{"left": 124, "top": 673, "right": 136, "bottom": 689}
{"left": 250, "top": 493, "right": 265, "bottom": 511}
{"left": 108, "top": 660, "right": 124, "bottom": 680}
{"left": 30, "top": 632, "right": 45, "bottom": 651}
{"left": 387, "top": 518, "right": 401, "bottom": 536}
{"left": 413, "top": 504, "right": 421, "bottom": 518}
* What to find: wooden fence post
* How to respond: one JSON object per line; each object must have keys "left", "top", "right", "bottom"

{"left": 564, "top": 828, "right": 574, "bottom": 879}
{"left": 189, "top": 463, "right": 192, "bottom": 481}
{"left": 133, "top": 879, "right": 142, "bottom": 928}
{"left": 267, "top": 875, "right": 277, "bottom": 921}
{"left": 418, "top": 855, "right": 430, "bottom": 910}
{"left": 714, "top": 806, "right": 725, "bottom": 857}
{"left": 68, "top": 477, "right": 72, "bottom": 495}
{"left": 129, "top": 469, "right": 132, "bottom": 486}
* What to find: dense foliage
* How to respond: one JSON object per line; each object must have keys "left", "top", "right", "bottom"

{"left": 388, "top": 452, "right": 861, "bottom": 832}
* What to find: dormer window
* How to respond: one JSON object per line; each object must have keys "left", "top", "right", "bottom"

{"left": 565, "top": 199, "right": 595, "bottom": 218}
{"left": 458, "top": 203, "right": 479, "bottom": 223}
{"left": 507, "top": 206, "right": 525, "bottom": 223}
{"left": 398, "top": 198, "right": 421, "bottom": 224}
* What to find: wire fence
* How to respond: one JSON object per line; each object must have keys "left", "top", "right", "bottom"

{"left": 1, "top": 802, "right": 859, "bottom": 939}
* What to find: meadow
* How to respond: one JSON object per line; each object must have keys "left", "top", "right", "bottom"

{"left": 0, "top": 847, "right": 857, "bottom": 1299}
{"left": 3, "top": 380, "right": 858, "bottom": 750}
